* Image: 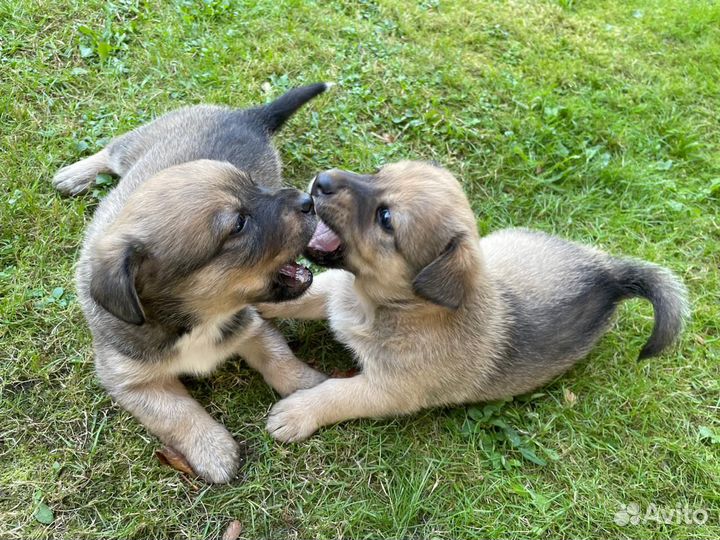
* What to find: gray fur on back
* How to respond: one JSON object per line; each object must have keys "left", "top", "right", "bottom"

{"left": 479, "top": 228, "right": 687, "bottom": 395}
{"left": 55, "top": 83, "right": 331, "bottom": 481}
{"left": 89, "top": 106, "right": 281, "bottom": 243}
{"left": 258, "top": 162, "right": 689, "bottom": 443}
{"left": 74, "top": 106, "right": 283, "bottom": 358}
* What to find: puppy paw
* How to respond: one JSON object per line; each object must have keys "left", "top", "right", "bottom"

{"left": 267, "top": 391, "right": 321, "bottom": 443}
{"left": 52, "top": 150, "right": 110, "bottom": 196}
{"left": 175, "top": 424, "right": 241, "bottom": 484}
{"left": 274, "top": 365, "right": 328, "bottom": 397}
{"left": 52, "top": 163, "right": 96, "bottom": 195}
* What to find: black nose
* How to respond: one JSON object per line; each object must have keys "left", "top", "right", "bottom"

{"left": 298, "top": 192, "right": 314, "bottom": 213}
{"left": 313, "top": 171, "right": 336, "bottom": 196}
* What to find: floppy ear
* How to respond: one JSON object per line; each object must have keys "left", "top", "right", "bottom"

{"left": 412, "top": 234, "right": 473, "bottom": 310}
{"left": 90, "top": 240, "right": 146, "bottom": 325}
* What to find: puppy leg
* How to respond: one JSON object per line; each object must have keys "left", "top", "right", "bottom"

{"left": 105, "top": 375, "right": 240, "bottom": 483}
{"left": 257, "top": 269, "right": 345, "bottom": 320}
{"left": 53, "top": 148, "right": 114, "bottom": 195}
{"left": 267, "top": 373, "right": 419, "bottom": 442}
{"left": 237, "top": 320, "right": 327, "bottom": 396}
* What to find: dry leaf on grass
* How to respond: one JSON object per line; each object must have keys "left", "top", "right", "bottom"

{"left": 221, "top": 519, "right": 243, "bottom": 540}
{"left": 563, "top": 388, "right": 577, "bottom": 407}
{"left": 371, "top": 132, "right": 397, "bottom": 144}
{"left": 156, "top": 445, "right": 196, "bottom": 477}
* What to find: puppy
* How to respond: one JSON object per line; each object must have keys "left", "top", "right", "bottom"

{"left": 260, "top": 160, "right": 688, "bottom": 442}
{"left": 54, "top": 84, "right": 331, "bottom": 482}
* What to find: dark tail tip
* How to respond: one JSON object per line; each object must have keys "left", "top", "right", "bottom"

{"left": 637, "top": 343, "right": 658, "bottom": 361}
{"left": 257, "top": 82, "right": 333, "bottom": 134}
{"left": 616, "top": 260, "right": 688, "bottom": 360}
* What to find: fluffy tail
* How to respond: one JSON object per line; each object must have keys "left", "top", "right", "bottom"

{"left": 614, "top": 259, "right": 689, "bottom": 359}
{"left": 255, "top": 82, "right": 332, "bottom": 134}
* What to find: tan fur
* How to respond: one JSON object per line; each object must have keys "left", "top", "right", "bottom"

{"left": 55, "top": 84, "right": 331, "bottom": 482}
{"left": 261, "top": 161, "right": 687, "bottom": 442}
{"left": 78, "top": 160, "right": 326, "bottom": 481}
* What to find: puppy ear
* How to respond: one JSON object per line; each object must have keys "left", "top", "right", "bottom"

{"left": 412, "top": 234, "right": 473, "bottom": 310}
{"left": 90, "top": 240, "right": 146, "bottom": 325}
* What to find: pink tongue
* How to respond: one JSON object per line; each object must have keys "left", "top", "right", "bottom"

{"left": 308, "top": 220, "right": 342, "bottom": 252}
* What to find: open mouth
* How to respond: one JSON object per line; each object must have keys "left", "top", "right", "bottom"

{"left": 305, "top": 219, "right": 345, "bottom": 267}
{"left": 270, "top": 212, "right": 318, "bottom": 300}
{"left": 275, "top": 260, "right": 313, "bottom": 297}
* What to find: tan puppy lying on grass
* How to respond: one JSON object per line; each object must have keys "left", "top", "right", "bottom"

{"left": 260, "top": 160, "right": 688, "bottom": 442}
{"left": 53, "top": 84, "right": 331, "bottom": 481}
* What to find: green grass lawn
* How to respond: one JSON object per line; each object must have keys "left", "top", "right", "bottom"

{"left": 1, "top": 0, "right": 719, "bottom": 538}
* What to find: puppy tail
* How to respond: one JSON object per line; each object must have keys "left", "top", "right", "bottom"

{"left": 255, "top": 82, "right": 333, "bottom": 134}
{"left": 614, "top": 259, "right": 689, "bottom": 359}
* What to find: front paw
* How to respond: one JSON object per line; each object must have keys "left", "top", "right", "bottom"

{"left": 267, "top": 391, "right": 321, "bottom": 443}
{"left": 275, "top": 365, "right": 328, "bottom": 397}
{"left": 175, "top": 423, "right": 241, "bottom": 483}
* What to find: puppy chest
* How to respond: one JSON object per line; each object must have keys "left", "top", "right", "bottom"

{"left": 172, "top": 343, "right": 229, "bottom": 375}
{"left": 170, "top": 309, "right": 258, "bottom": 376}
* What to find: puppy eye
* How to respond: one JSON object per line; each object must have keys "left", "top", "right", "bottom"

{"left": 233, "top": 215, "right": 247, "bottom": 234}
{"left": 377, "top": 206, "right": 393, "bottom": 232}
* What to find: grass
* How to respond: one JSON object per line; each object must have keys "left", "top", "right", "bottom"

{"left": 1, "top": 0, "right": 718, "bottom": 537}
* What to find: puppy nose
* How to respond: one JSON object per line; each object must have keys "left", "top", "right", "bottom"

{"left": 313, "top": 171, "right": 336, "bottom": 196}
{"left": 298, "top": 192, "right": 314, "bottom": 213}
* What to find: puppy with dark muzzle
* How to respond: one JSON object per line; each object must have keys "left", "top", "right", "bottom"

{"left": 259, "top": 160, "right": 688, "bottom": 442}
{"left": 53, "top": 83, "right": 332, "bottom": 482}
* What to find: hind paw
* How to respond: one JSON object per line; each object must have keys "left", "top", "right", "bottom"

{"left": 52, "top": 149, "right": 110, "bottom": 196}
